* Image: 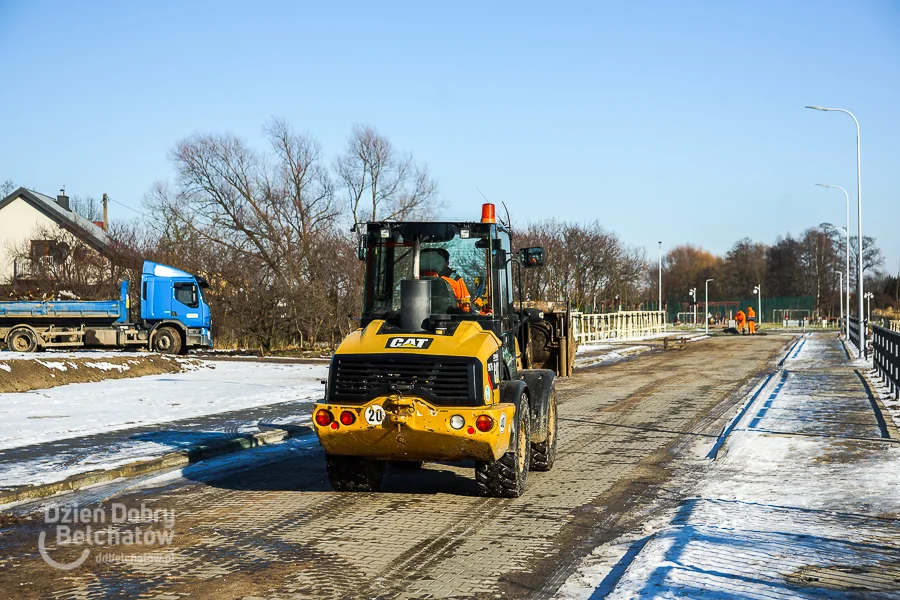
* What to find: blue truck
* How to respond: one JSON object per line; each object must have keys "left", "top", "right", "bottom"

{"left": 0, "top": 261, "right": 211, "bottom": 354}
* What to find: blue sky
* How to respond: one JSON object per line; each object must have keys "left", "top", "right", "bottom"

{"left": 2, "top": 1, "right": 898, "bottom": 272}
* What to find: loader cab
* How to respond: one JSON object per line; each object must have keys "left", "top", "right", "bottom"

{"left": 360, "top": 221, "right": 515, "bottom": 339}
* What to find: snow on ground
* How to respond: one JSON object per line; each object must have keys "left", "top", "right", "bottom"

{"left": 0, "top": 350, "right": 149, "bottom": 360}
{"left": 557, "top": 334, "right": 900, "bottom": 599}
{"left": 0, "top": 361, "right": 327, "bottom": 451}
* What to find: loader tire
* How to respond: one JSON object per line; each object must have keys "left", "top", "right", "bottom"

{"left": 531, "top": 387, "right": 558, "bottom": 472}
{"left": 474, "top": 397, "right": 531, "bottom": 498}
{"left": 325, "top": 454, "right": 385, "bottom": 492}
{"left": 153, "top": 327, "right": 182, "bottom": 355}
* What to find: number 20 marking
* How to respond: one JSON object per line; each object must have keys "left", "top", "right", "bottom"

{"left": 365, "top": 405, "right": 385, "bottom": 426}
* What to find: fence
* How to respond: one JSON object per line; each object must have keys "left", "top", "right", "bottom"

{"left": 873, "top": 325, "right": 900, "bottom": 399}
{"left": 572, "top": 310, "right": 665, "bottom": 343}
{"left": 890, "top": 320, "right": 900, "bottom": 333}
{"left": 849, "top": 317, "right": 866, "bottom": 359}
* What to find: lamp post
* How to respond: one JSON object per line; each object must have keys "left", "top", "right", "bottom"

{"left": 806, "top": 106, "right": 863, "bottom": 357}
{"left": 658, "top": 241, "right": 662, "bottom": 314}
{"left": 689, "top": 288, "right": 697, "bottom": 326}
{"left": 865, "top": 291, "right": 874, "bottom": 323}
{"left": 817, "top": 184, "right": 851, "bottom": 340}
{"left": 705, "top": 279, "right": 714, "bottom": 335}
{"left": 753, "top": 284, "right": 762, "bottom": 328}
{"left": 835, "top": 271, "right": 843, "bottom": 336}
{"left": 821, "top": 222, "right": 850, "bottom": 337}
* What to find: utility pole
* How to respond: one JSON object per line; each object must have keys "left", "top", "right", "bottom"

{"left": 753, "top": 284, "right": 762, "bottom": 326}
{"left": 705, "top": 279, "right": 714, "bottom": 335}
{"left": 102, "top": 193, "right": 109, "bottom": 231}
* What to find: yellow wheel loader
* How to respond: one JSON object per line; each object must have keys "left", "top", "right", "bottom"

{"left": 313, "top": 204, "right": 575, "bottom": 497}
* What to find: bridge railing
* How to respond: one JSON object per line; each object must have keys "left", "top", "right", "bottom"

{"left": 873, "top": 324, "right": 900, "bottom": 400}
{"left": 571, "top": 311, "right": 666, "bottom": 343}
{"left": 849, "top": 317, "right": 867, "bottom": 359}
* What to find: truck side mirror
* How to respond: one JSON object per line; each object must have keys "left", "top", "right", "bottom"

{"left": 520, "top": 247, "right": 545, "bottom": 268}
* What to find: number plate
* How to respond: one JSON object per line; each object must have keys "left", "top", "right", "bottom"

{"left": 364, "top": 404, "right": 386, "bottom": 426}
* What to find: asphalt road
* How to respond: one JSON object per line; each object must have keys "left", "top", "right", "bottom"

{"left": 0, "top": 335, "right": 791, "bottom": 599}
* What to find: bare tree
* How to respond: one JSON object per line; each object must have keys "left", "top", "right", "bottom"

{"left": 336, "top": 124, "right": 440, "bottom": 229}
{"left": 1, "top": 179, "right": 14, "bottom": 197}
{"left": 145, "top": 118, "right": 348, "bottom": 351}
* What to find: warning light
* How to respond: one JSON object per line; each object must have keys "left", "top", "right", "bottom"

{"left": 481, "top": 203, "right": 496, "bottom": 224}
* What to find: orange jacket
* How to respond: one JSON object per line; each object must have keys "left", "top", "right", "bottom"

{"left": 442, "top": 274, "right": 472, "bottom": 312}
{"left": 747, "top": 307, "right": 756, "bottom": 321}
{"left": 736, "top": 310, "right": 746, "bottom": 323}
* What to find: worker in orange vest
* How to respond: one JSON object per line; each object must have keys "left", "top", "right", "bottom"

{"left": 421, "top": 248, "right": 473, "bottom": 313}
{"left": 747, "top": 306, "right": 756, "bottom": 335}
{"left": 735, "top": 309, "right": 746, "bottom": 335}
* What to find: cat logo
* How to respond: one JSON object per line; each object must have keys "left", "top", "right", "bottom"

{"left": 385, "top": 337, "right": 434, "bottom": 350}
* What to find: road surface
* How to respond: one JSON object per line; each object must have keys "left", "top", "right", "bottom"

{"left": 0, "top": 335, "right": 790, "bottom": 599}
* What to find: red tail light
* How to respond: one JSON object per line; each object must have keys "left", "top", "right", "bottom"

{"left": 340, "top": 411, "right": 356, "bottom": 426}
{"left": 315, "top": 409, "right": 334, "bottom": 427}
{"left": 475, "top": 415, "right": 494, "bottom": 432}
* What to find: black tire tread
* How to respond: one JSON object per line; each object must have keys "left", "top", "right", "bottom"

{"left": 531, "top": 388, "right": 558, "bottom": 471}
{"left": 326, "top": 454, "right": 385, "bottom": 492}
{"left": 474, "top": 399, "right": 531, "bottom": 498}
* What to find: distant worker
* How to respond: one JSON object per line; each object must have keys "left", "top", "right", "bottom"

{"left": 421, "top": 248, "right": 473, "bottom": 313}
{"left": 735, "top": 309, "right": 746, "bottom": 335}
{"left": 747, "top": 306, "right": 756, "bottom": 335}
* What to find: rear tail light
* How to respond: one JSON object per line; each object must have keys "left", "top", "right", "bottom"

{"left": 340, "top": 411, "right": 356, "bottom": 426}
{"left": 315, "top": 409, "right": 334, "bottom": 427}
{"left": 475, "top": 415, "right": 494, "bottom": 432}
{"left": 449, "top": 415, "right": 465, "bottom": 430}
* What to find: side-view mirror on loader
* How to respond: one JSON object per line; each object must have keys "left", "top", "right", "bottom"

{"left": 520, "top": 247, "right": 545, "bottom": 268}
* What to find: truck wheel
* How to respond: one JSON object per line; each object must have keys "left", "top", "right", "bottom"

{"left": 153, "top": 327, "right": 182, "bottom": 354}
{"left": 325, "top": 454, "right": 385, "bottom": 492}
{"left": 474, "top": 396, "right": 531, "bottom": 498}
{"left": 531, "top": 387, "right": 558, "bottom": 471}
{"left": 8, "top": 328, "right": 38, "bottom": 353}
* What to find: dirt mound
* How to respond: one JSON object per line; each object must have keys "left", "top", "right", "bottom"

{"left": 0, "top": 354, "right": 194, "bottom": 393}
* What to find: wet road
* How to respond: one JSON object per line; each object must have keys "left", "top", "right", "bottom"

{"left": 0, "top": 335, "right": 791, "bottom": 599}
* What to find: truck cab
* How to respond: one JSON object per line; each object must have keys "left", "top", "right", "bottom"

{"left": 141, "top": 261, "right": 212, "bottom": 351}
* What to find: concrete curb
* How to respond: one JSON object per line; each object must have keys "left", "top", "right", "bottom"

{"left": 0, "top": 424, "right": 314, "bottom": 506}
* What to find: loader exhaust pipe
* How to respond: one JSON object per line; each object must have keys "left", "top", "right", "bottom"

{"left": 400, "top": 279, "right": 431, "bottom": 333}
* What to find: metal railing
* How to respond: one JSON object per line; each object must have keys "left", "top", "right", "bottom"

{"left": 849, "top": 317, "right": 866, "bottom": 359}
{"left": 890, "top": 320, "right": 900, "bottom": 333}
{"left": 873, "top": 325, "right": 900, "bottom": 399}
{"left": 571, "top": 310, "right": 665, "bottom": 343}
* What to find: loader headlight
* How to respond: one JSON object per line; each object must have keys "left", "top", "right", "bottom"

{"left": 449, "top": 415, "right": 465, "bottom": 430}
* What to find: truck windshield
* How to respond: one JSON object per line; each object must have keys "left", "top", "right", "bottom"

{"left": 364, "top": 223, "right": 499, "bottom": 318}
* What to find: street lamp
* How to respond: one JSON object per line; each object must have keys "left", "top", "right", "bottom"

{"left": 705, "top": 279, "right": 714, "bottom": 335}
{"left": 835, "top": 271, "right": 843, "bottom": 337}
{"left": 658, "top": 241, "right": 662, "bottom": 314}
{"left": 817, "top": 183, "right": 851, "bottom": 340}
{"left": 753, "top": 285, "right": 762, "bottom": 328}
{"left": 689, "top": 288, "right": 697, "bottom": 326}
{"left": 865, "top": 291, "right": 874, "bottom": 323}
{"left": 806, "top": 106, "right": 864, "bottom": 357}
{"left": 821, "top": 222, "right": 850, "bottom": 338}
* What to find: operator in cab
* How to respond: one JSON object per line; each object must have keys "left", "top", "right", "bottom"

{"left": 420, "top": 248, "right": 473, "bottom": 313}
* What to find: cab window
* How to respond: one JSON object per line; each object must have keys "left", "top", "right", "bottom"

{"left": 174, "top": 282, "right": 199, "bottom": 308}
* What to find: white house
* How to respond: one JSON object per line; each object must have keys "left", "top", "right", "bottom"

{"left": 0, "top": 187, "right": 110, "bottom": 282}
